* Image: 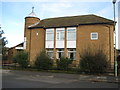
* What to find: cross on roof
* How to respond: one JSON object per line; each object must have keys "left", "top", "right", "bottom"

{"left": 32, "top": 7, "right": 34, "bottom": 13}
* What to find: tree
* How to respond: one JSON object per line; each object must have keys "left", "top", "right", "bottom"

{"left": 13, "top": 51, "right": 28, "bottom": 68}
{"left": 0, "top": 27, "right": 2, "bottom": 62}
{"left": 0, "top": 26, "right": 8, "bottom": 61}
{"left": 34, "top": 50, "right": 53, "bottom": 70}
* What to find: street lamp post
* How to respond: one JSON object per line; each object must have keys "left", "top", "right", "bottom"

{"left": 113, "top": 0, "right": 118, "bottom": 77}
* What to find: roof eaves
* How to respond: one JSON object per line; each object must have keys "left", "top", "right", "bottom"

{"left": 28, "top": 26, "right": 44, "bottom": 29}
{"left": 79, "top": 22, "right": 114, "bottom": 26}
{"left": 28, "top": 21, "right": 40, "bottom": 28}
{"left": 44, "top": 25, "right": 79, "bottom": 29}
{"left": 28, "top": 22, "right": 114, "bottom": 29}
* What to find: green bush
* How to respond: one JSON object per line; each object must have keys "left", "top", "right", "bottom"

{"left": 56, "top": 57, "right": 73, "bottom": 70}
{"left": 34, "top": 50, "right": 53, "bottom": 70}
{"left": 13, "top": 51, "right": 28, "bottom": 68}
{"left": 79, "top": 48, "right": 108, "bottom": 74}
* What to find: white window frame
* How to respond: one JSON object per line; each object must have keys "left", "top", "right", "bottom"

{"left": 46, "top": 28, "right": 54, "bottom": 41}
{"left": 68, "top": 49, "right": 76, "bottom": 60}
{"left": 91, "top": 32, "right": 98, "bottom": 40}
{"left": 56, "top": 49, "right": 64, "bottom": 59}
{"left": 67, "top": 27, "right": 76, "bottom": 41}
{"left": 56, "top": 28, "right": 65, "bottom": 40}
{"left": 23, "top": 37, "right": 26, "bottom": 49}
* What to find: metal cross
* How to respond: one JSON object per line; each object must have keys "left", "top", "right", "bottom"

{"left": 32, "top": 7, "right": 34, "bottom": 12}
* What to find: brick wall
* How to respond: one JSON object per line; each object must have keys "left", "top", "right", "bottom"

{"left": 76, "top": 24, "right": 114, "bottom": 68}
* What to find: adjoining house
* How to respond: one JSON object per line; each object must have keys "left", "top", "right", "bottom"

{"left": 8, "top": 8, "right": 115, "bottom": 68}
{"left": 7, "top": 42, "right": 24, "bottom": 64}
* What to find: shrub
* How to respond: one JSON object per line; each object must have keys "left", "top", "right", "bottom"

{"left": 117, "top": 55, "right": 120, "bottom": 70}
{"left": 13, "top": 51, "right": 28, "bottom": 68}
{"left": 79, "top": 48, "right": 108, "bottom": 74}
{"left": 56, "top": 57, "right": 73, "bottom": 70}
{"left": 34, "top": 50, "right": 53, "bottom": 70}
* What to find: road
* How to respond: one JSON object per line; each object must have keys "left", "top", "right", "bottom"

{"left": 2, "top": 70, "right": 119, "bottom": 88}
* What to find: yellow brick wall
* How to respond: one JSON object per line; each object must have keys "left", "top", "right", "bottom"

{"left": 24, "top": 17, "right": 40, "bottom": 53}
{"left": 29, "top": 28, "right": 45, "bottom": 64}
{"left": 76, "top": 24, "right": 114, "bottom": 68}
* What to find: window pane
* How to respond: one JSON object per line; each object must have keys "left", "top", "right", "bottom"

{"left": 67, "top": 29, "right": 76, "bottom": 40}
{"left": 46, "top": 29, "right": 54, "bottom": 40}
{"left": 59, "top": 52, "right": 61, "bottom": 58}
{"left": 91, "top": 33, "right": 98, "bottom": 40}
{"left": 68, "top": 29, "right": 75, "bottom": 32}
{"left": 68, "top": 49, "right": 76, "bottom": 60}
{"left": 47, "top": 49, "right": 53, "bottom": 59}
{"left": 92, "top": 34, "right": 96, "bottom": 38}
{"left": 70, "top": 53, "right": 74, "bottom": 59}
{"left": 60, "top": 32, "right": 64, "bottom": 40}
{"left": 61, "top": 52, "right": 64, "bottom": 57}
{"left": 47, "top": 52, "right": 53, "bottom": 59}
{"left": 46, "top": 33, "right": 54, "bottom": 40}
{"left": 46, "top": 30, "right": 53, "bottom": 33}
{"left": 56, "top": 29, "right": 65, "bottom": 40}
{"left": 58, "top": 52, "right": 64, "bottom": 58}
{"left": 57, "top": 49, "right": 64, "bottom": 59}
{"left": 68, "top": 32, "right": 76, "bottom": 40}
{"left": 57, "top": 33, "right": 59, "bottom": 40}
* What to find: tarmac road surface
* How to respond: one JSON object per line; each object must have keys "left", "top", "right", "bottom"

{"left": 2, "top": 70, "right": 120, "bottom": 88}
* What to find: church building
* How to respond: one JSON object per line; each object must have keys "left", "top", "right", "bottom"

{"left": 10, "top": 8, "right": 115, "bottom": 67}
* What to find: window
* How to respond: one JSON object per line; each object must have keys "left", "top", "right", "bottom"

{"left": 56, "top": 28, "right": 65, "bottom": 40}
{"left": 57, "top": 49, "right": 64, "bottom": 59}
{"left": 46, "top": 29, "right": 54, "bottom": 40}
{"left": 46, "top": 49, "right": 54, "bottom": 59}
{"left": 68, "top": 49, "right": 76, "bottom": 60}
{"left": 23, "top": 37, "right": 26, "bottom": 49}
{"left": 67, "top": 28, "right": 76, "bottom": 41}
{"left": 91, "top": 32, "right": 98, "bottom": 40}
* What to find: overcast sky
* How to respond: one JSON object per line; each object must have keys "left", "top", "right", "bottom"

{"left": 0, "top": 0, "right": 120, "bottom": 49}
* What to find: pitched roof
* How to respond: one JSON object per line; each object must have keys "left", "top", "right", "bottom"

{"left": 9, "top": 42, "right": 24, "bottom": 50}
{"left": 29, "top": 14, "right": 114, "bottom": 29}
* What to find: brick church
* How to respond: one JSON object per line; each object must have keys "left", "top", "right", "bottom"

{"left": 8, "top": 7, "right": 115, "bottom": 67}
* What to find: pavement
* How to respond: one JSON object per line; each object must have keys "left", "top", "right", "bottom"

{"left": 2, "top": 69, "right": 120, "bottom": 83}
{"left": 79, "top": 74, "right": 120, "bottom": 83}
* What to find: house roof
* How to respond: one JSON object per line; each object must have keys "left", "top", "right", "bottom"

{"left": 27, "top": 12, "right": 37, "bottom": 18}
{"left": 29, "top": 14, "right": 114, "bottom": 29}
{"left": 9, "top": 42, "right": 24, "bottom": 50}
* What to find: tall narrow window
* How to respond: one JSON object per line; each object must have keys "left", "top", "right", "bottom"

{"left": 56, "top": 28, "right": 65, "bottom": 40}
{"left": 91, "top": 32, "right": 98, "bottom": 40}
{"left": 67, "top": 28, "right": 76, "bottom": 41}
{"left": 46, "top": 29, "right": 54, "bottom": 41}
{"left": 23, "top": 37, "right": 26, "bottom": 49}
{"left": 68, "top": 49, "right": 76, "bottom": 60}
